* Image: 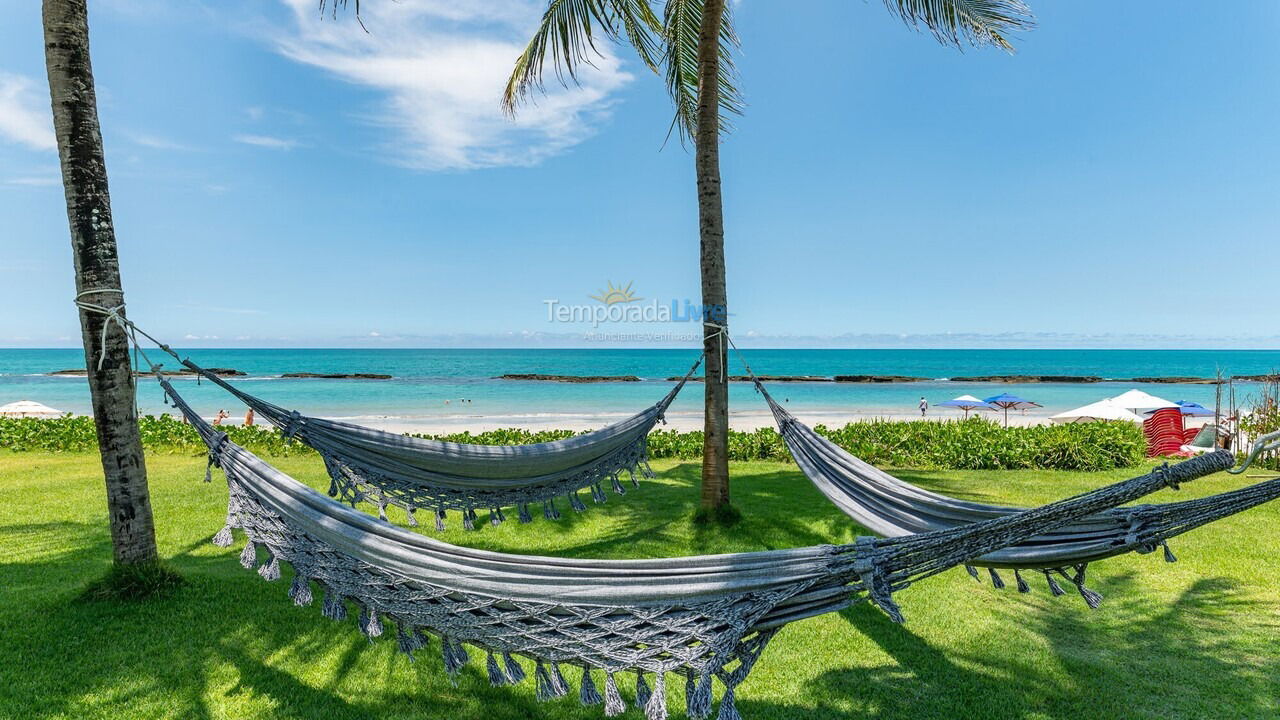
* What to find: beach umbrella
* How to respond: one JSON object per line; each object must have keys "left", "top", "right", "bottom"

{"left": 1108, "top": 389, "right": 1177, "bottom": 415}
{"left": 1050, "top": 399, "right": 1143, "bottom": 424}
{"left": 935, "top": 395, "right": 994, "bottom": 419}
{"left": 1172, "top": 400, "right": 1216, "bottom": 417}
{"left": 983, "top": 392, "right": 1042, "bottom": 426}
{"left": 0, "top": 400, "right": 63, "bottom": 417}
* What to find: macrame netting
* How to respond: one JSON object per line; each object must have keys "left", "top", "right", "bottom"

{"left": 160, "top": 373, "right": 1236, "bottom": 719}
{"left": 171, "top": 356, "right": 701, "bottom": 529}
{"left": 755, "top": 381, "right": 1280, "bottom": 603}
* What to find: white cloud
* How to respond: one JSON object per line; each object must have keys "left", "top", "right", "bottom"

{"left": 126, "top": 131, "right": 195, "bottom": 151}
{"left": 3, "top": 175, "right": 59, "bottom": 187}
{"left": 271, "top": 0, "right": 632, "bottom": 170}
{"left": 0, "top": 73, "right": 56, "bottom": 151}
{"left": 233, "top": 133, "right": 299, "bottom": 150}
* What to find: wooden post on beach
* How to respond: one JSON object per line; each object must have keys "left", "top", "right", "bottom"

{"left": 44, "top": 0, "right": 158, "bottom": 565}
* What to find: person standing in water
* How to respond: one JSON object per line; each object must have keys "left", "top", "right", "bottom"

{"left": 918, "top": 397, "right": 928, "bottom": 417}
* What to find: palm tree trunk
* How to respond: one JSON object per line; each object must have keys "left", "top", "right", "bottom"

{"left": 44, "top": 0, "right": 158, "bottom": 565}
{"left": 695, "top": 0, "right": 730, "bottom": 509}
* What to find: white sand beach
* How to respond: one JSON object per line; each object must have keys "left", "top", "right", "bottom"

{"left": 338, "top": 408, "right": 1057, "bottom": 434}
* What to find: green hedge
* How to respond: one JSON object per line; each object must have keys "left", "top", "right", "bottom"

{"left": 0, "top": 414, "right": 1146, "bottom": 471}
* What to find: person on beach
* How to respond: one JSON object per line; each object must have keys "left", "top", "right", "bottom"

{"left": 244, "top": 408, "right": 255, "bottom": 426}
{"left": 919, "top": 397, "right": 928, "bottom": 417}
{"left": 213, "top": 409, "right": 230, "bottom": 426}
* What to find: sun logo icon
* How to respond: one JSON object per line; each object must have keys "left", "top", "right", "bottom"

{"left": 590, "top": 281, "right": 642, "bottom": 305}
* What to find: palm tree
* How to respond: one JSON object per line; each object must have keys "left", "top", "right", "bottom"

{"left": 43, "top": 0, "right": 158, "bottom": 565}
{"left": 505, "top": 0, "right": 1034, "bottom": 511}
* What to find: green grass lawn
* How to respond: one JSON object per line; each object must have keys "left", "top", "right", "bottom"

{"left": 2, "top": 450, "right": 1278, "bottom": 719}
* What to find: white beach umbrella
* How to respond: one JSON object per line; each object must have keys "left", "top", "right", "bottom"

{"left": 1107, "top": 389, "right": 1178, "bottom": 415}
{"left": 1049, "top": 399, "right": 1143, "bottom": 424}
{"left": 0, "top": 400, "right": 63, "bottom": 417}
{"left": 935, "top": 395, "right": 994, "bottom": 419}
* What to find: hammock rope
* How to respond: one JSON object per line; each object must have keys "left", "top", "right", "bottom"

{"left": 159, "top": 370, "right": 1233, "bottom": 719}
{"left": 76, "top": 306, "right": 703, "bottom": 529}
{"left": 730, "top": 342, "right": 1280, "bottom": 605}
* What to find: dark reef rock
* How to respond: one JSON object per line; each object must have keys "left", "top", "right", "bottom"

{"left": 498, "top": 374, "right": 641, "bottom": 383}
{"left": 672, "top": 375, "right": 832, "bottom": 382}
{"left": 949, "top": 375, "right": 1102, "bottom": 383}
{"left": 49, "top": 367, "right": 246, "bottom": 377}
{"left": 281, "top": 372, "right": 392, "bottom": 380}
{"left": 833, "top": 375, "right": 927, "bottom": 383}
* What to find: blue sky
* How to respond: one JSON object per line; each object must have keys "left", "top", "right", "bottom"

{"left": 1, "top": 0, "right": 1278, "bottom": 349}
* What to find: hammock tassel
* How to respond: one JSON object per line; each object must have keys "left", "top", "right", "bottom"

{"left": 717, "top": 687, "right": 742, "bottom": 720}
{"left": 397, "top": 623, "right": 425, "bottom": 660}
{"left": 491, "top": 507, "right": 505, "bottom": 526}
{"left": 358, "top": 606, "right": 383, "bottom": 640}
{"left": 322, "top": 590, "right": 347, "bottom": 621}
{"left": 687, "top": 668, "right": 714, "bottom": 719}
{"left": 377, "top": 500, "right": 388, "bottom": 522}
{"left": 394, "top": 622, "right": 429, "bottom": 658}
{"left": 518, "top": 503, "right": 532, "bottom": 524}
{"left": 239, "top": 541, "right": 258, "bottom": 570}
{"left": 1162, "top": 540, "right": 1177, "bottom": 563}
{"left": 645, "top": 671, "right": 667, "bottom": 720}
{"left": 1044, "top": 570, "right": 1066, "bottom": 597}
{"left": 442, "top": 637, "right": 469, "bottom": 680}
{"left": 462, "top": 508, "right": 475, "bottom": 531}
{"left": 1015, "top": 570, "right": 1030, "bottom": 594}
{"left": 604, "top": 672, "right": 625, "bottom": 717}
{"left": 212, "top": 525, "right": 234, "bottom": 547}
{"left": 580, "top": 666, "right": 603, "bottom": 706}
{"left": 289, "top": 575, "right": 313, "bottom": 606}
{"left": 635, "top": 670, "right": 652, "bottom": 708}
{"left": 435, "top": 508, "right": 447, "bottom": 532}
{"left": 258, "top": 554, "right": 281, "bottom": 582}
{"left": 611, "top": 474, "right": 627, "bottom": 496}
{"left": 1071, "top": 564, "right": 1104, "bottom": 609}
{"left": 534, "top": 661, "right": 555, "bottom": 701}
{"left": 503, "top": 652, "right": 526, "bottom": 684}
{"left": 406, "top": 507, "right": 418, "bottom": 527}
{"left": 964, "top": 564, "right": 980, "bottom": 581}
{"left": 327, "top": 476, "right": 339, "bottom": 498}
{"left": 543, "top": 499, "right": 560, "bottom": 521}
{"left": 570, "top": 492, "right": 587, "bottom": 512}
{"left": 628, "top": 468, "right": 640, "bottom": 489}
{"left": 550, "top": 662, "right": 569, "bottom": 697}
{"left": 486, "top": 651, "right": 508, "bottom": 686}
{"left": 988, "top": 568, "right": 1005, "bottom": 590}
{"left": 591, "top": 483, "right": 607, "bottom": 504}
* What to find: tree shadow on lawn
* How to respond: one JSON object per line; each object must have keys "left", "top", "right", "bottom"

{"left": 786, "top": 571, "right": 1279, "bottom": 720}
{"left": 0, "top": 523, "right": 612, "bottom": 720}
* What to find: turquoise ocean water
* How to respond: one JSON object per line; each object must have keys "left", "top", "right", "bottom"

{"left": 2, "top": 348, "right": 1276, "bottom": 426}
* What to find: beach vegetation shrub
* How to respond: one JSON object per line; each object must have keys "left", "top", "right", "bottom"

{"left": 1, "top": 414, "right": 1145, "bottom": 471}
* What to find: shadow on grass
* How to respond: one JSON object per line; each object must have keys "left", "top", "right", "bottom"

{"left": 789, "top": 572, "right": 1280, "bottom": 719}
{"left": 1, "top": 525, "right": 611, "bottom": 720}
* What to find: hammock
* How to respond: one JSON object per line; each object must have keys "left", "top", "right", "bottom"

{"left": 170, "top": 355, "right": 701, "bottom": 529}
{"left": 755, "top": 381, "right": 1280, "bottom": 600}
{"left": 160, "top": 372, "right": 1233, "bottom": 719}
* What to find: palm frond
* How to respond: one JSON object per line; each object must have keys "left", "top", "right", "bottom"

{"left": 317, "top": 0, "right": 367, "bottom": 32}
{"left": 663, "top": 0, "right": 743, "bottom": 143}
{"left": 503, "top": 0, "right": 663, "bottom": 116}
{"left": 885, "top": 0, "right": 1035, "bottom": 51}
